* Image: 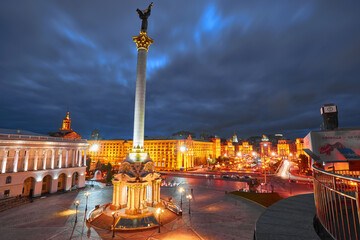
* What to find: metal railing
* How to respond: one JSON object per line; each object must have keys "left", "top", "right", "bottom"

{"left": 0, "top": 133, "right": 87, "bottom": 143}
{"left": 313, "top": 165, "right": 360, "bottom": 239}
{"left": 335, "top": 170, "right": 360, "bottom": 179}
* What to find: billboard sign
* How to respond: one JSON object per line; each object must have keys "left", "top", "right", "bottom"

{"left": 304, "top": 128, "right": 360, "bottom": 162}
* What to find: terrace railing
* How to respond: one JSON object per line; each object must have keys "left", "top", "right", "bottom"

{"left": 313, "top": 165, "right": 360, "bottom": 240}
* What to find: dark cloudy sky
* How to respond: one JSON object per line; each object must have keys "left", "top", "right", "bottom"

{"left": 1, "top": 1, "right": 360, "bottom": 140}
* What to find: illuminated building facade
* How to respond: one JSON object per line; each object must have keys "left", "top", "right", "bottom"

{"left": 0, "top": 129, "right": 87, "bottom": 198}
{"left": 211, "top": 137, "right": 221, "bottom": 159}
{"left": 221, "top": 139, "right": 235, "bottom": 157}
{"left": 88, "top": 136, "right": 215, "bottom": 171}
{"left": 238, "top": 141, "right": 254, "bottom": 156}
{"left": 277, "top": 140, "right": 296, "bottom": 159}
{"left": 87, "top": 140, "right": 126, "bottom": 168}
{"left": 296, "top": 138, "right": 305, "bottom": 157}
{"left": 260, "top": 137, "right": 272, "bottom": 158}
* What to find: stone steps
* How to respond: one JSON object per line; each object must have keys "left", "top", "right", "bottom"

{"left": 90, "top": 213, "right": 113, "bottom": 230}
{"left": 0, "top": 197, "right": 30, "bottom": 213}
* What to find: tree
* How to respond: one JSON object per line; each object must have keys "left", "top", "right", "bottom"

{"left": 106, "top": 163, "right": 112, "bottom": 172}
{"left": 106, "top": 171, "right": 113, "bottom": 183}
{"left": 86, "top": 157, "right": 91, "bottom": 173}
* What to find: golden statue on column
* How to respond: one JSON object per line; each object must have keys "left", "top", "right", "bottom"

{"left": 88, "top": 3, "right": 163, "bottom": 230}
{"left": 111, "top": 1, "right": 161, "bottom": 215}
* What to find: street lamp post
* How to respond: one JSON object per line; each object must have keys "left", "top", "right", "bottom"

{"left": 84, "top": 191, "right": 90, "bottom": 221}
{"left": 112, "top": 211, "right": 119, "bottom": 238}
{"left": 74, "top": 200, "right": 80, "bottom": 224}
{"left": 186, "top": 194, "right": 192, "bottom": 214}
{"left": 178, "top": 187, "right": 185, "bottom": 213}
{"left": 156, "top": 208, "right": 164, "bottom": 233}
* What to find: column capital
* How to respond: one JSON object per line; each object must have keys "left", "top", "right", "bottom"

{"left": 133, "top": 32, "right": 153, "bottom": 51}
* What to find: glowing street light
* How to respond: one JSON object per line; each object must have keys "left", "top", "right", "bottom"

{"left": 89, "top": 144, "right": 99, "bottom": 152}
{"left": 84, "top": 191, "right": 90, "bottom": 221}
{"left": 186, "top": 194, "right": 192, "bottom": 214}
{"left": 74, "top": 200, "right": 80, "bottom": 223}
{"left": 180, "top": 145, "right": 186, "bottom": 152}
{"left": 252, "top": 152, "right": 256, "bottom": 156}
{"left": 271, "top": 152, "right": 275, "bottom": 156}
{"left": 178, "top": 187, "right": 185, "bottom": 213}
{"left": 156, "top": 208, "right": 164, "bottom": 233}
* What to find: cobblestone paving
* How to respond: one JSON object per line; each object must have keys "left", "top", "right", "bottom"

{"left": 0, "top": 177, "right": 264, "bottom": 240}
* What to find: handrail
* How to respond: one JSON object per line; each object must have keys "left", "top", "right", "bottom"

{"left": 313, "top": 165, "right": 360, "bottom": 183}
{"left": 313, "top": 164, "right": 360, "bottom": 240}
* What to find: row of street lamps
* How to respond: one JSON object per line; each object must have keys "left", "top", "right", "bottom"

{"left": 73, "top": 191, "right": 91, "bottom": 224}
{"left": 178, "top": 186, "right": 193, "bottom": 214}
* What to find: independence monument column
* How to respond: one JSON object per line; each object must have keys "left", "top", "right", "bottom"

{"left": 131, "top": 2, "right": 154, "bottom": 160}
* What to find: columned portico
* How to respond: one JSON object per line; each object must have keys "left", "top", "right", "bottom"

{"left": 0, "top": 131, "right": 88, "bottom": 198}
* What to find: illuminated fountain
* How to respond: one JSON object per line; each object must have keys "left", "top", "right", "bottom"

{"left": 91, "top": 170, "right": 104, "bottom": 181}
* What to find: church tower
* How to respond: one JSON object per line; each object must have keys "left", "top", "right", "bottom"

{"left": 60, "top": 111, "right": 72, "bottom": 131}
{"left": 233, "top": 131, "right": 238, "bottom": 143}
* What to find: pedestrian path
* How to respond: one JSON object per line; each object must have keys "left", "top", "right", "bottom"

{"left": 254, "top": 193, "right": 320, "bottom": 240}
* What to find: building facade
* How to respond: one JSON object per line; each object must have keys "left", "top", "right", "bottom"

{"left": 88, "top": 136, "right": 215, "bottom": 171}
{"left": 0, "top": 129, "right": 88, "bottom": 198}
{"left": 296, "top": 138, "right": 305, "bottom": 157}
{"left": 277, "top": 139, "right": 296, "bottom": 159}
{"left": 237, "top": 141, "right": 254, "bottom": 156}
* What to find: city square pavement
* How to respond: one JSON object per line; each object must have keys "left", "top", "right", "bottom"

{"left": 0, "top": 176, "right": 265, "bottom": 240}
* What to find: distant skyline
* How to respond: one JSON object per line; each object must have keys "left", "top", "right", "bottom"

{"left": 1, "top": 1, "right": 360, "bottom": 140}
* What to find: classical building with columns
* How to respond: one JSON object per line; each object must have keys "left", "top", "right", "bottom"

{"left": 0, "top": 129, "right": 88, "bottom": 198}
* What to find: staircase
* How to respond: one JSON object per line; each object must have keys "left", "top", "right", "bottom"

{"left": 90, "top": 213, "right": 113, "bottom": 230}
{"left": 0, "top": 197, "right": 30, "bottom": 213}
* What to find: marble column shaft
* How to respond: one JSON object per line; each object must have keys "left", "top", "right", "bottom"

{"left": 13, "top": 150, "right": 19, "bottom": 172}
{"left": 24, "top": 150, "right": 29, "bottom": 171}
{"left": 132, "top": 49, "right": 148, "bottom": 149}
{"left": 34, "top": 150, "right": 38, "bottom": 171}
{"left": 1, "top": 150, "right": 8, "bottom": 173}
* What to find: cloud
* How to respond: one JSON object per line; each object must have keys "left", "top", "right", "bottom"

{"left": 0, "top": 0, "right": 359, "bottom": 140}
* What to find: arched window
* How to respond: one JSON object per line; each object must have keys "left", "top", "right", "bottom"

{"left": 6, "top": 176, "right": 11, "bottom": 184}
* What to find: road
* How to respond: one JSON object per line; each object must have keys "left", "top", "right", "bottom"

{"left": 161, "top": 171, "right": 314, "bottom": 199}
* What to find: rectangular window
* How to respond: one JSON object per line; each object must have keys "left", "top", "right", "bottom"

{"left": 4, "top": 190, "right": 10, "bottom": 197}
